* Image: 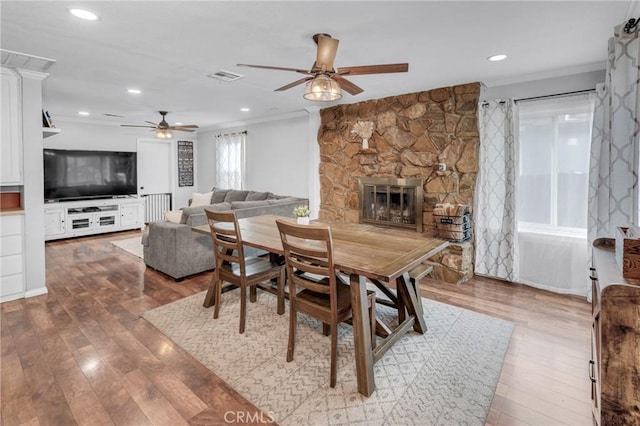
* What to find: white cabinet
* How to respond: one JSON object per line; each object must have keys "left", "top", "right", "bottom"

{"left": 1, "top": 68, "right": 23, "bottom": 185}
{"left": 121, "top": 203, "right": 143, "bottom": 227}
{"left": 44, "top": 207, "right": 65, "bottom": 237}
{"left": 0, "top": 214, "right": 25, "bottom": 302}
{"left": 44, "top": 198, "right": 144, "bottom": 240}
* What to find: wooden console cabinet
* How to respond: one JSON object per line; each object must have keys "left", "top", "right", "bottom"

{"left": 590, "top": 239, "right": 640, "bottom": 426}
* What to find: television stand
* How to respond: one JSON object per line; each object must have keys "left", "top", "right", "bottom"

{"left": 44, "top": 198, "right": 145, "bottom": 241}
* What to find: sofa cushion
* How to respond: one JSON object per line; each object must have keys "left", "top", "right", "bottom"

{"left": 191, "top": 191, "right": 214, "bottom": 207}
{"left": 230, "top": 200, "right": 270, "bottom": 210}
{"left": 245, "top": 191, "right": 270, "bottom": 201}
{"left": 267, "top": 197, "right": 301, "bottom": 204}
{"left": 164, "top": 210, "right": 183, "bottom": 224}
{"left": 224, "top": 190, "right": 249, "bottom": 202}
{"left": 211, "top": 188, "right": 230, "bottom": 204}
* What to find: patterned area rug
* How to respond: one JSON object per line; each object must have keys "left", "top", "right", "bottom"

{"left": 110, "top": 236, "right": 143, "bottom": 259}
{"left": 142, "top": 290, "right": 513, "bottom": 425}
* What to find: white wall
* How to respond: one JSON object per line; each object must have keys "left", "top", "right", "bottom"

{"left": 197, "top": 113, "right": 310, "bottom": 198}
{"left": 46, "top": 119, "right": 197, "bottom": 209}
{"left": 482, "top": 69, "right": 605, "bottom": 100}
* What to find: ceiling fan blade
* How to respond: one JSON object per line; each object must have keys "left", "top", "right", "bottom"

{"left": 171, "top": 124, "right": 198, "bottom": 129}
{"left": 337, "top": 63, "right": 409, "bottom": 75}
{"left": 315, "top": 35, "right": 339, "bottom": 72}
{"left": 121, "top": 124, "right": 157, "bottom": 128}
{"left": 168, "top": 126, "right": 197, "bottom": 132}
{"left": 237, "top": 64, "right": 311, "bottom": 74}
{"left": 275, "top": 76, "right": 314, "bottom": 91}
{"left": 333, "top": 75, "right": 364, "bottom": 96}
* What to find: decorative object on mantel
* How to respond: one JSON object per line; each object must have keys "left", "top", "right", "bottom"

{"left": 351, "top": 120, "right": 375, "bottom": 149}
{"left": 293, "top": 205, "right": 310, "bottom": 225}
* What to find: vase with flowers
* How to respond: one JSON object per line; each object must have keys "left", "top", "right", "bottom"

{"left": 293, "top": 205, "right": 310, "bottom": 225}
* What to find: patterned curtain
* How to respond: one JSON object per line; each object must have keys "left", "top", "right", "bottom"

{"left": 215, "top": 132, "right": 246, "bottom": 189}
{"left": 587, "top": 23, "right": 640, "bottom": 298}
{"left": 474, "top": 100, "right": 519, "bottom": 281}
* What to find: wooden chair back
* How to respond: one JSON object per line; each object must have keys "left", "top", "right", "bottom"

{"left": 206, "top": 209, "right": 246, "bottom": 276}
{"left": 276, "top": 219, "right": 336, "bottom": 297}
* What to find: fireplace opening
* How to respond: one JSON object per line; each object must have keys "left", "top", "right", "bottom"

{"left": 358, "top": 177, "right": 424, "bottom": 232}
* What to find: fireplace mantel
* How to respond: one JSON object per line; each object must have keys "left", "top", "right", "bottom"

{"left": 358, "top": 177, "right": 424, "bottom": 232}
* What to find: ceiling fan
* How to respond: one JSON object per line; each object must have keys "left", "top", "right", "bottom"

{"left": 238, "top": 33, "right": 409, "bottom": 101}
{"left": 121, "top": 111, "right": 199, "bottom": 139}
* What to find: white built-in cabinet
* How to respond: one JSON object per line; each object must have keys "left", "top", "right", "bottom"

{"left": 0, "top": 215, "right": 25, "bottom": 302}
{"left": 1, "top": 68, "right": 23, "bottom": 185}
{"left": 44, "top": 198, "right": 144, "bottom": 241}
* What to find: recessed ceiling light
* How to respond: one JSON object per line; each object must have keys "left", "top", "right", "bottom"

{"left": 127, "top": 88, "right": 141, "bottom": 94}
{"left": 488, "top": 54, "right": 507, "bottom": 62}
{"left": 174, "top": 122, "right": 183, "bottom": 125}
{"left": 240, "top": 107, "right": 250, "bottom": 112}
{"left": 69, "top": 8, "right": 99, "bottom": 21}
{"left": 78, "top": 111, "right": 90, "bottom": 116}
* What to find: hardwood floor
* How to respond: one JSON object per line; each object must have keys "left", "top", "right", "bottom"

{"left": 1, "top": 230, "right": 592, "bottom": 425}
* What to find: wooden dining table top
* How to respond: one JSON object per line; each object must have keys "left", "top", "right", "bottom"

{"left": 193, "top": 214, "right": 449, "bottom": 283}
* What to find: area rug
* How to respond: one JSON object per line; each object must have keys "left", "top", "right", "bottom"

{"left": 110, "top": 236, "right": 143, "bottom": 259}
{"left": 142, "top": 290, "right": 513, "bottom": 426}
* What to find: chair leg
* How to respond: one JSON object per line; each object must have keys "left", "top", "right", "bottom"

{"left": 329, "top": 323, "right": 338, "bottom": 388}
{"left": 369, "top": 295, "right": 376, "bottom": 350}
{"left": 239, "top": 284, "right": 247, "bottom": 334}
{"left": 277, "top": 268, "right": 285, "bottom": 315}
{"left": 249, "top": 285, "right": 257, "bottom": 303}
{"left": 213, "top": 277, "right": 222, "bottom": 319}
{"left": 287, "top": 309, "right": 297, "bottom": 362}
{"left": 322, "top": 323, "right": 330, "bottom": 336}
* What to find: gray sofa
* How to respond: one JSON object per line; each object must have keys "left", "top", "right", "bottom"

{"left": 142, "top": 188, "right": 308, "bottom": 280}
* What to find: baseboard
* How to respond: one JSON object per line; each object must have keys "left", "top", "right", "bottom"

{"left": 25, "top": 286, "right": 48, "bottom": 298}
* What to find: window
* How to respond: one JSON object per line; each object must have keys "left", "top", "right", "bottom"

{"left": 517, "top": 95, "right": 594, "bottom": 235}
{"left": 215, "top": 132, "right": 246, "bottom": 189}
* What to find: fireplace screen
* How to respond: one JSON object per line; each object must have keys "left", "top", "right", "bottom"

{"left": 358, "top": 177, "right": 424, "bottom": 232}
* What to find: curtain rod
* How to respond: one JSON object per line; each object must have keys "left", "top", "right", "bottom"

{"left": 216, "top": 130, "right": 247, "bottom": 138}
{"left": 514, "top": 88, "right": 596, "bottom": 103}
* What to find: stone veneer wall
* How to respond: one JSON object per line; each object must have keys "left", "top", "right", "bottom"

{"left": 317, "top": 82, "right": 481, "bottom": 283}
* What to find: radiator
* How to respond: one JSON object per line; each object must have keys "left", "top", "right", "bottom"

{"left": 143, "top": 193, "right": 171, "bottom": 223}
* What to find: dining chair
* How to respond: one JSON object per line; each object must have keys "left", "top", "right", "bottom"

{"left": 206, "top": 210, "right": 285, "bottom": 334}
{"left": 275, "top": 219, "right": 376, "bottom": 388}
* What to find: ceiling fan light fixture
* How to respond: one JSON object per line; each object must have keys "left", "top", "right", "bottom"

{"left": 155, "top": 128, "right": 173, "bottom": 139}
{"left": 303, "top": 75, "right": 342, "bottom": 102}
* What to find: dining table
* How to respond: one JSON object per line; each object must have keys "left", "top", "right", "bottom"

{"left": 193, "top": 214, "right": 449, "bottom": 397}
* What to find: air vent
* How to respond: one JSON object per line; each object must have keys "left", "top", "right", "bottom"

{"left": 104, "top": 113, "right": 125, "bottom": 118}
{"left": 207, "top": 70, "right": 244, "bottom": 82}
{"left": 1, "top": 49, "right": 56, "bottom": 72}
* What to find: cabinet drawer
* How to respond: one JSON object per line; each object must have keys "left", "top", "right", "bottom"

{"left": 0, "top": 234, "right": 23, "bottom": 256}
{"left": 0, "top": 253, "right": 23, "bottom": 276}
{"left": 0, "top": 215, "right": 23, "bottom": 236}
{"left": 0, "top": 273, "right": 24, "bottom": 297}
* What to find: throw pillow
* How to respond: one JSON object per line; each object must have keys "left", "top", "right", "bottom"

{"left": 191, "top": 191, "right": 213, "bottom": 207}
{"left": 164, "top": 210, "right": 183, "bottom": 224}
{"left": 224, "top": 190, "right": 250, "bottom": 202}
{"left": 245, "top": 191, "right": 270, "bottom": 201}
{"left": 210, "top": 188, "right": 230, "bottom": 204}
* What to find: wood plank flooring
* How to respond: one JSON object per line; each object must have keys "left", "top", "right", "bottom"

{"left": 1, "top": 230, "right": 592, "bottom": 425}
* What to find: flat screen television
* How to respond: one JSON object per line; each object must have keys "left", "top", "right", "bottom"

{"left": 44, "top": 149, "right": 138, "bottom": 201}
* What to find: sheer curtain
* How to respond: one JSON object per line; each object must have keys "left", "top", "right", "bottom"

{"left": 517, "top": 94, "right": 594, "bottom": 296}
{"left": 474, "top": 100, "right": 519, "bottom": 281}
{"left": 215, "top": 131, "right": 246, "bottom": 189}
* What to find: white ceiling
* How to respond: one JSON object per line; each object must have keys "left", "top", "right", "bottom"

{"left": 1, "top": 1, "right": 636, "bottom": 132}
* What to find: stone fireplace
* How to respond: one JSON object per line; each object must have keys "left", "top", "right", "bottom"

{"left": 317, "top": 82, "right": 481, "bottom": 283}
{"left": 358, "top": 177, "right": 424, "bottom": 232}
